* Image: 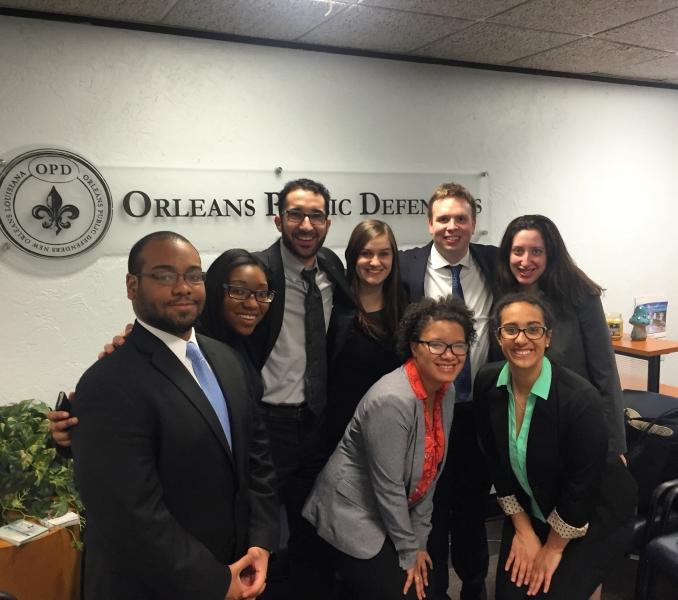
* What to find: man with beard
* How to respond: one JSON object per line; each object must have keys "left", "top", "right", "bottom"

{"left": 248, "top": 179, "right": 354, "bottom": 599}
{"left": 71, "top": 231, "right": 279, "bottom": 600}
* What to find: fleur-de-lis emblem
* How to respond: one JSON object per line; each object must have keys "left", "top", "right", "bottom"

{"left": 32, "top": 186, "right": 80, "bottom": 235}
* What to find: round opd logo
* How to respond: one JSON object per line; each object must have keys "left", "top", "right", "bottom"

{"left": 0, "top": 149, "right": 113, "bottom": 258}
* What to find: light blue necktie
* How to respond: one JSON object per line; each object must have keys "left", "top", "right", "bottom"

{"left": 186, "top": 341, "right": 232, "bottom": 447}
{"left": 450, "top": 264, "right": 472, "bottom": 402}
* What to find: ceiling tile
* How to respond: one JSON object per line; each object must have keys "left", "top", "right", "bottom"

{"left": 606, "top": 53, "right": 678, "bottom": 80}
{"left": 0, "top": 0, "right": 174, "bottom": 21}
{"left": 162, "top": 0, "right": 350, "bottom": 40}
{"left": 489, "top": 0, "right": 678, "bottom": 35}
{"left": 298, "top": 3, "right": 471, "bottom": 53}
{"left": 598, "top": 7, "right": 678, "bottom": 52}
{"left": 510, "top": 38, "right": 669, "bottom": 76}
{"left": 355, "top": 0, "right": 524, "bottom": 20}
{"left": 415, "top": 22, "right": 576, "bottom": 64}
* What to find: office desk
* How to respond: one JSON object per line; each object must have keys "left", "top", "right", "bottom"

{"left": 612, "top": 336, "right": 678, "bottom": 392}
{"left": 0, "top": 525, "right": 81, "bottom": 600}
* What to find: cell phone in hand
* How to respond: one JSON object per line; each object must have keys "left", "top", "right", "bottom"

{"left": 55, "top": 391, "right": 71, "bottom": 413}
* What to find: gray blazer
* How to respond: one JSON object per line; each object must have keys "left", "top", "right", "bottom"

{"left": 547, "top": 294, "right": 626, "bottom": 454}
{"left": 302, "top": 365, "right": 455, "bottom": 570}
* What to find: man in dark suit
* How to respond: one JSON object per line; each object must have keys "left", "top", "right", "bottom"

{"left": 71, "top": 231, "right": 279, "bottom": 600}
{"left": 399, "top": 183, "right": 498, "bottom": 600}
{"left": 248, "top": 179, "right": 354, "bottom": 599}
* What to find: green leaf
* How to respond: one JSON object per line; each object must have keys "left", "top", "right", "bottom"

{"left": 0, "top": 400, "right": 82, "bottom": 523}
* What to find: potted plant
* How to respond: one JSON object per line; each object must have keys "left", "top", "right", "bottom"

{"left": 0, "top": 399, "right": 83, "bottom": 525}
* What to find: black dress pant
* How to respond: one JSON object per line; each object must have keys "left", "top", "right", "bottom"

{"left": 428, "top": 403, "right": 490, "bottom": 600}
{"left": 334, "top": 537, "right": 419, "bottom": 600}
{"left": 495, "top": 515, "right": 633, "bottom": 600}
{"left": 259, "top": 403, "right": 335, "bottom": 600}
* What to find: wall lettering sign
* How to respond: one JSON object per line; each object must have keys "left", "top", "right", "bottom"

{"left": 1, "top": 148, "right": 489, "bottom": 259}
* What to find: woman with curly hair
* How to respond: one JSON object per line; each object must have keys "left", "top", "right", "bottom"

{"left": 304, "top": 295, "right": 476, "bottom": 600}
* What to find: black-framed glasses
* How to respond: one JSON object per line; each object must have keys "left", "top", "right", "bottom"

{"left": 134, "top": 270, "right": 206, "bottom": 286}
{"left": 284, "top": 209, "right": 327, "bottom": 225}
{"left": 223, "top": 284, "right": 276, "bottom": 304}
{"left": 497, "top": 325, "right": 548, "bottom": 340}
{"left": 417, "top": 340, "right": 469, "bottom": 356}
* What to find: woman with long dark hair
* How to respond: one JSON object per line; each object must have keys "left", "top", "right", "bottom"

{"left": 325, "top": 219, "right": 409, "bottom": 447}
{"left": 495, "top": 215, "right": 626, "bottom": 457}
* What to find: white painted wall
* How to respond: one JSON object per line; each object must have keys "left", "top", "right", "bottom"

{"left": 2, "top": 15, "right": 677, "bottom": 405}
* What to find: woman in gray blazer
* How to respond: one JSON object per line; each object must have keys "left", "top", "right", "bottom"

{"left": 303, "top": 296, "right": 476, "bottom": 600}
{"left": 495, "top": 214, "right": 626, "bottom": 458}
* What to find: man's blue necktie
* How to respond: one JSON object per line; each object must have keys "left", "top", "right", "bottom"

{"left": 186, "top": 341, "right": 232, "bottom": 447}
{"left": 450, "top": 264, "right": 472, "bottom": 402}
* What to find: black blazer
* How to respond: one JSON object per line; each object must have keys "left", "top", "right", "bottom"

{"left": 399, "top": 241, "right": 502, "bottom": 362}
{"left": 399, "top": 241, "right": 498, "bottom": 303}
{"left": 71, "top": 323, "right": 279, "bottom": 600}
{"left": 249, "top": 240, "right": 355, "bottom": 369}
{"left": 474, "top": 361, "right": 635, "bottom": 535}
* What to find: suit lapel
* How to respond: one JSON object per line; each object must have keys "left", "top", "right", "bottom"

{"left": 487, "top": 383, "right": 513, "bottom": 481}
{"left": 317, "top": 249, "right": 353, "bottom": 306}
{"left": 250, "top": 241, "right": 286, "bottom": 367}
{"left": 407, "top": 243, "right": 431, "bottom": 302}
{"left": 131, "top": 324, "right": 235, "bottom": 463}
{"left": 265, "top": 242, "right": 286, "bottom": 352}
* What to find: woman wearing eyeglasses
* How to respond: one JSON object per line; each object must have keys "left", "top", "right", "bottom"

{"left": 474, "top": 293, "right": 635, "bottom": 600}
{"left": 496, "top": 215, "right": 626, "bottom": 460}
{"left": 194, "top": 248, "right": 276, "bottom": 397}
{"left": 48, "top": 248, "right": 276, "bottom": 443}
{"left": 303, "top": 296, "right": 475, "bottom": 600}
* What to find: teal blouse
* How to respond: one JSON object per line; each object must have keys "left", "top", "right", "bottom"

{"left": 496, "top": 357, "right": 552, "bottom": 522}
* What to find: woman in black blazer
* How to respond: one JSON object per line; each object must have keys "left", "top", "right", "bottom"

{"left": 474, "top": 293, "right": 636, "bottom": 600}
{"left": 325, "top": 219, "right": 409, "bottom": 449}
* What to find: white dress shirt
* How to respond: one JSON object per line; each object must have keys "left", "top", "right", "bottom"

{"left": 137, "top": 319, "right": 204, "bottom": 384}
{"left": 424, "top": 244, "right": 493, "bottom": 392}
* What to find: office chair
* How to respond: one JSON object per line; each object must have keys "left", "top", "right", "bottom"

{"left": 634, "top": 479, "right": 678, "bottom": 600}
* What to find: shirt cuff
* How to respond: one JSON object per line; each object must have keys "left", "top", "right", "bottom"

{"left": 497, "top": 494, "right": 524, "bottom": 516}
{"left": 547, "top": 508, "right": 588, "bottom": 539}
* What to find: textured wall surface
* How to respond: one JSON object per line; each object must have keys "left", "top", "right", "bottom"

{"left": 2, "top": 15, "right": 677, "bottom": 404}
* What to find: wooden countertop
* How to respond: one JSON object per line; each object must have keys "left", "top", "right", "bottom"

{"left": 612, "top": 336, "right": 678, "bottom": 357}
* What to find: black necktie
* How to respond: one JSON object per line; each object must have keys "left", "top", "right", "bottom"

{"left": 450, "top": 264, "right": 472, "bottom": 402}
{"left": 301, "top": 268, "right": 327, "bottom": 415}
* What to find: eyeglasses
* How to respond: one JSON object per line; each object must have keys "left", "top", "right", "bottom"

{"left": 135, "top": 270, "right": 206, "bottom": 286}
{"left": 223, "top": 284, "right": 276, "bottom": 304}
{"left": 417, "top": 340, "right": 469, "bottom": 356}
{"left": 284, "top": 209, "right": 327, "bottom": 225}
{"left": 497, "top": 325, "right": 548, "bottom": 340}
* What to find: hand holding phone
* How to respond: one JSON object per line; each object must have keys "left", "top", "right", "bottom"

{"left": 49, "top": 392, "right": 77, "bottom": 447}
{"left": 55, "top": 391, "right": 72, "bottom": 413}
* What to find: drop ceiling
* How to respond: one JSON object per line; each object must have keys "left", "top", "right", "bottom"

{"left": 2, "top": 0, "right": 678, "bottom": 88}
